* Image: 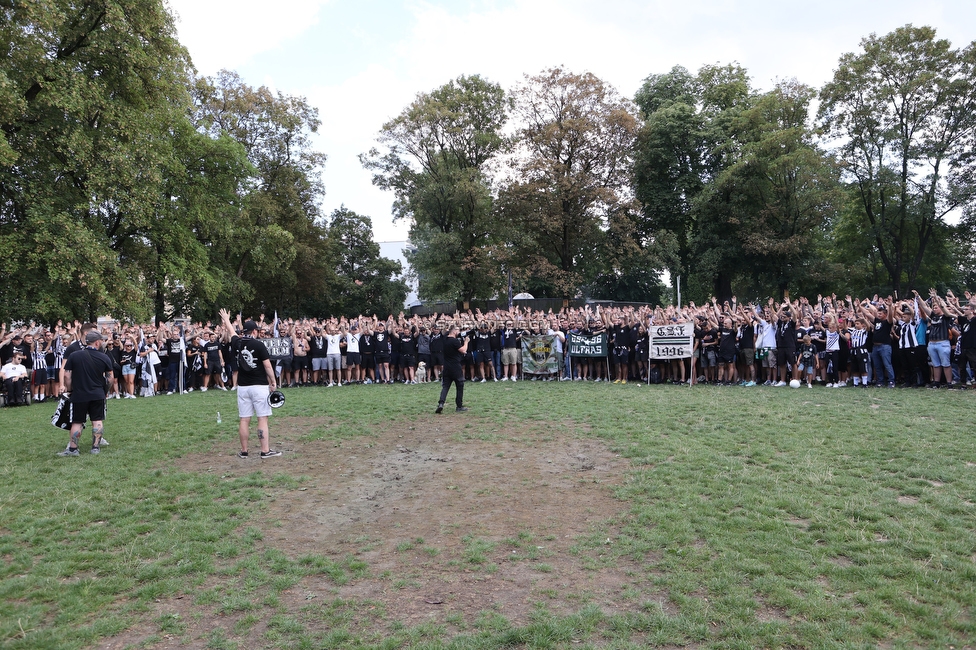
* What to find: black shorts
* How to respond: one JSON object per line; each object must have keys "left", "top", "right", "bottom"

{"left": 432, "top": 352, "right": 445, "bottom": 366}
{"left": 776, "top": 348, "right": 794, "bottom": 366}
{"left": 208, "top": 362, "right": 223, "bottom": 375}
{"left": 71, "top": 399, "right": 106, "bottom": 424}
{"left": 347, "top": 352, "right": 362, "bottom": 366}
{"left": 375, "top": 354, "right": 390, "bottom": 364}
{"left": 401, "top": 354, "right": 416, "bottom": 368}
{"left": 293, "top": 356, "right": 309, "bottom": 370}
{"left": 390, "top": 352, "right": 400, "bottom": 367}
{"left": 613, "top": 349, "right": 629, "bottom": 365}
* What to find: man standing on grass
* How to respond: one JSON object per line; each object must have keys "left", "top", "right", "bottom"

{"left": 436, "top": 324, "right": 468, "bottom": 414}
{"left": 58, "top": 330, "right": 113, "bottom": 456}
{"left": 219, "top": 309, "right": 281, "bottom": 459}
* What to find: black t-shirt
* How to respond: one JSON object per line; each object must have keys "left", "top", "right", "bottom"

{"left": 444, "top": 336, "right": 464, "bottom": 374}
{"left": 700, "top": 328, "right": 718, "bottom": 352}
{"left": 205, "top": 341, "right": 222, "bottom": 364}
{"left": 15, "top": 342, "right": 32, "bottom": 369}
{"left": 959, "top": 315, "right": 975, "bottom": 348}
{"left": 489, "top": 330, "right": 502, "bottom": 351}
{"left": 927, "top": 314, "right": 953, "bottom": 342}
{"left": 309, "top": 335, "right": 327, "bottom": 358}
{"left": 475, "top": 330, "right": 491, "bottom": 352}
{"left": 739, "top": 324, "right": 755, "bottom": 349}
{"left": 120, "top": 350, "right": 137, "bottom": 368}
{"left": 398, "top": 332, "right": 416, "bottom": 356}
{"left": 64, "top": 347, "right": 113, "bottom": 402}
{"left": 873, "top": 319, "right": 893, "bottom": 345}
{"left": 430, "top": 333, "right": 445, "bottom": 353}
{"left": 374, "top": 331, "right": 391, "bottom": 356}
{"left": 610, "top": 325, "right": 631, "bottom": 350}
{"left": 232, "top": 335, "right": 270, "bottom": 386}
{"left": 775, "top": 319, "right": 797, "bottom": 351}
{"left": 360, "top": 333, "right": 374, "bottom": 355}
{"left": 502, "top": 329, "right": 521, "bottom": 349}
{"left": 718, "top": 327, "right": 737, "bottom": 357}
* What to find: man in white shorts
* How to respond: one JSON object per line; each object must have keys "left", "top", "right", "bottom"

{"left": 219, "top": 309, "right": 281, "bottom": 459}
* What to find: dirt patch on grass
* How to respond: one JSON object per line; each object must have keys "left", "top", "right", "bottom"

{"left": 148, "top": 413, "right": 654, "bottom": 641}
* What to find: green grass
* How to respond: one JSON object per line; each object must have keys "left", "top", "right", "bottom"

{"left": 1, "top": 383, "right": 974, "bottom": 648}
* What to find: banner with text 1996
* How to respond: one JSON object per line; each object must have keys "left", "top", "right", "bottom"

{"left": 649, "top": 323, "right": 693, "bottom": 359}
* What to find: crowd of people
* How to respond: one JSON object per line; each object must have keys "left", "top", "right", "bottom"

{"left": 2, "top": 288, "right": 975, "bottom": 407}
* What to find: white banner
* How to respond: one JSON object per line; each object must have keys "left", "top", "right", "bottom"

{"left": 649, "top": 323, "right": 693, "bottom": 359}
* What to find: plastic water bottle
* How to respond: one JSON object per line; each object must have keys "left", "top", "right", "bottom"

{"left": 216, "top": 412, "right": 221, "bottom": 424}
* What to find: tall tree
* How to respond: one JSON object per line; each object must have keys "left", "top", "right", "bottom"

{"left": 362, "top": 74, "right": 508, "bottom": 304}
{"left": 698, "top": 80, "right": 842, "bottom": 296}
{"left": 633, "top": 63, "right": 752, "bottom": 302}
{"left": 0, "top": 0, "right": 212, "bottom": 323}
{"left": 192, "top": 70, "right": 329, "bottom": 317}
{"left": 306, "top": 207, "right": 408, "bottom": 318}
{"left": 819, "top": 24, "right": 976, "bottom": 295}
{"left": 501, "top": 67, "right": 639, "bottom": 299}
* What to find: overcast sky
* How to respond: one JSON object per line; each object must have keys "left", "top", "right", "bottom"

{"left": 165, "top": 0, "right": 976, "bottom": 242}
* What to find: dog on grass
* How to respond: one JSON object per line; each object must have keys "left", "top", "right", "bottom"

{"left": 416, "top": 361, "right": 427, "bottom": 383}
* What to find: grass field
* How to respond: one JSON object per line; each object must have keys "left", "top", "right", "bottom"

{"left": 1, "top": 382, "right": 974, "bottom": 649}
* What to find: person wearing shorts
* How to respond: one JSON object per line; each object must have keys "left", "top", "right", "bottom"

{"left": 58, "top": 330, "right": 113, "bottom": 456}
{"left": 219, "top": 309, "right": 281, "bottom": 459}
{"left": 324, "top": 326, "right": 342, "bottom": 386}
{"left": 796, "top": 335, "right": 818, "bottom": 387}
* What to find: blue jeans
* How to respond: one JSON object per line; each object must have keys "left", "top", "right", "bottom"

{"left": 871, "top": 343, "right": 894, "bottom": 384}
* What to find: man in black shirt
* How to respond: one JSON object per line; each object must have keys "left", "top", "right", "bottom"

{"left": 436, "top": 324, "right": 468, "bottom": 414}
{"left": 58, "top": 330, "right": 114, "bottom": 456}
{"left": 219, "top": 309, "right": 281, "bottom": 458}
{"left": 203, "top": 332, "right": 226, "bottom": 391}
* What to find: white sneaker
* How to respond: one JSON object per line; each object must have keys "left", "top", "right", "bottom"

{"left": 481, "top": 378, "right": 487, "bottom": 383}
{"left": 511, "top": 377, "right": 517, "bottom": 382}
{"left": 231, "top": 386, "right": 237, "bottom": 391}
{"left": 500, "top": 377, "right": 507, "bottom": 381}
{"left": 825, "top": 383, "right": 834, "bottom": 388}
{"left": 186, "top": 387, "right": 193, "bottom": 392}
{"left": 774, "top": 381, "right": 787, "bottom": 387}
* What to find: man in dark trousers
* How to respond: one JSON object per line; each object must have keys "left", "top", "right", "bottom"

{"left": 58, "top": 330, "right": 114, "bottom": 456}
{"left": 436, "top": 324, "right": 468, "bottom": 414}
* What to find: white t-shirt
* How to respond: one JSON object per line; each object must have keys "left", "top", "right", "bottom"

{"left": 346, "top": 332, "right": 361, "bottom": 354}
{"left": 756, "top": 318, "right": 777, "bottom": 349}
{"left": 325, "top": 334, "right": 342, "bottom": 355}
{"left": 1, "top": 362, "right": 27, "bottom": 379}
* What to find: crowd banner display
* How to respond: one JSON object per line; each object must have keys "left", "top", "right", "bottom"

{"left": 521, "top": 335, "right": 559, "bottom": 377}
{"left": 265, "top": 337, "right": 294, "bottom": 362}
{"left": 649, "top": 324, "right": 694, "bottom": 360}
{"left": 568, "top": 332, "right": 608, "bottom": 357}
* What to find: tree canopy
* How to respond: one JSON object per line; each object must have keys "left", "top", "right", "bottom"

{"left": 4, "top": 8, "right": 973, "bottom": 322}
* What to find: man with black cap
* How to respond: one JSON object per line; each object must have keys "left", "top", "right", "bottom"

{"left": 436, "top": 324, "right": 468, "bottom": 414}
{"left": 219, "top": 309, "right": 281, "bottom": 458}
{"left": 58, "top": 330, "right": 114, "bottom": 455}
